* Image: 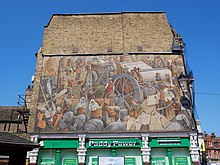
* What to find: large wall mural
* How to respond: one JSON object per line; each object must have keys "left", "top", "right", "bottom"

{"left": 35, "top": 54, "right": 194, "bottom": 132}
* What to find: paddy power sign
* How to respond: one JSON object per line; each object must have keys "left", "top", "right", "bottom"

{"left": 87, "top": 139, "right": 142, "bottom": 148}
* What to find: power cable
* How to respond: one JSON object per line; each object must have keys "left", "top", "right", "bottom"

{"left": 195, "top": 92, "right": 220, "bottom": 96}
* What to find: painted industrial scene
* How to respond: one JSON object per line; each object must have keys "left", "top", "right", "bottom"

{"left": 36, "top": 54, "right": 194, "bottom": 133}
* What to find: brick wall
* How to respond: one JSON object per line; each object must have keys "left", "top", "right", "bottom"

{"left": 42, "top": 12, "right": 173, "bottom": 55}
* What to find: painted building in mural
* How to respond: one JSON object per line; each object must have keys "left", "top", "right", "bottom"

{"left": 27, "top": 12, "right": 202, "bottom": 165}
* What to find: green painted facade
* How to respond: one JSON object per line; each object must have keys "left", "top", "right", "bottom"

{"left": 42, "top": 140, "right": 79, "bottom": 149}
{"left": 149, "top": 137, "right": 192, "bottom": 165}
{"left": 149, "top": 137, "right": 190, "bottom": 148}
{"left": 37, "top": 137, "right": 193, "bottom": 165}
{"left": 38, "top": 140, "right": 79, "bottom": 165}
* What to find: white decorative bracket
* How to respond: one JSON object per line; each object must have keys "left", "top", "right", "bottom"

{"left": 29, "top": 148, "right": 39, "bottom": 164}
{"left": 28, "top": 136, "right": 39, "bottom": 164}
{"left": 141, "top": 134, "right": 151, "bottom": 163}
{"left": 77, "top": 134, "right": 87, "bottom": 164}
{"left": 189, "top": 133, "right": 201, "bottom": 163}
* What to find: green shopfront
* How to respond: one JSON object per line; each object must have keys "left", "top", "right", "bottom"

{"left": 86, "top": 138, "right": 142, "bottom": 165}
{"left": 149, "top": 137, "right": 192, "bottom": 165}
{"left": 35, "top": 135, "right": 143, "bottom": 165}
{"left": 31, "top": 132, "right": 201, "bottom": 165}
{"left": 37, "top": 139, "right": 79, "bottom": 165}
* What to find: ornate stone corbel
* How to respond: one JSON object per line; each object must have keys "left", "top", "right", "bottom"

{"left": 189, "top": 133, "right": 201, "bottom": 165}
{"left": 141, "top": 134, "right": 151, "bottom": 165}
{"left": 77, "top": 134, "right": 87, "bottom": 164}
{"left": 28, "top": 136, "right": 39, "bottom": 165}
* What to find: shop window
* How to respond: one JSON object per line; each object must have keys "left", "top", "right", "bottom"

{"left": 214, "top": 150, "right": 218, "bottom": 159}
{"left": 151, "top": 148, "right": 168, "bottom": 157}
{"left": 151, "top": 157, "right": 168, "bottom": 165}
{"left": 172, "top": 148, "right": 190, "bottom": 157}
{"left": 208, "top": 141, "right": 213, "bottom": 148}
{"left": 86, "top": 149, "right": 141, "bottom": 165}
{"left": 172, "top": 148, "right": 191, "bottom": 165}
{"left": 151, "top": 148, "right": 168, "bottom": 165}
{"left": 208, "top": 150, "right": 211, "bottom": 158}
{"left": 37, "top": 149, "right": 56, "bottom": 165}
{"left": 60, "top": 149, "right": 77, "bottom": 165}
{"left": 99, "top": 157, "right": 124, "bottom": 165}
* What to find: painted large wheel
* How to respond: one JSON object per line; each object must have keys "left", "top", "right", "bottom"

{"left": 112, "top": 74, "right": 143, "bottom": 109}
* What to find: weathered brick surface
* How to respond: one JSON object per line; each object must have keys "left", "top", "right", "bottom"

{"left": 28, "top": 50, "right": 44, "bottom": 133}
{"left": 122, "top": 13, "right": 172, "bottom": 52}
{"left": 42, "top": 14, "right": 123, "bottom": 55}
{"left": 42, "top": 12, "right": 173, "bottom": 55}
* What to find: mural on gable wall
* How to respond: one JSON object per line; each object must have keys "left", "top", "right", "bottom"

{"left": 35, "top": 54, "right": 195, "bottom": 132}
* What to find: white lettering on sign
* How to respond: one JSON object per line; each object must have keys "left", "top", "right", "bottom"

{"left": 89, "top": 140, "right": 137, "bottom": 148}
{"left": 158, "top": 139, "right": 180, "bottom": 143}
{"left": 158, "top": 139, "right": 181, "bottom": 146}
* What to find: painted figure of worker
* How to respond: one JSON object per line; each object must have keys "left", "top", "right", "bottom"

{"left": 37, "top": 107, "right": 47, "bottom": 132}
{"left": 51, "top": 106, "right": 63, "bottom": 131}
{"left": 88, "top": 99, "right": 102, "bottom": 119}
{"left": 88, "top": 99, "right": 100, "bottom": 112}
{"left": 104, "top": 78, "right": 115, "bottom": 98}
{"left": 129, "top": 99, "right": 143, "bottom": 118}
{"left": 75, "top": 97, "right": 88, "bottom": 115}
